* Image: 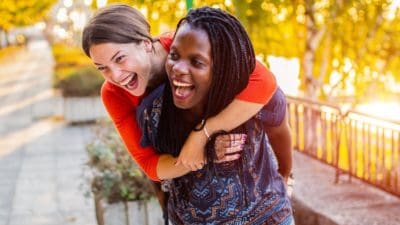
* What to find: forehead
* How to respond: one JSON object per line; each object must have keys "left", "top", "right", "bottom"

{"left": 89, "top": 42, "right": 133, "bottom": 61}
{"left": 173, "top": 23, "right": 210, "bottom": 50}
{"left": 89, "top": 43, "right": 119, "bottom": 57}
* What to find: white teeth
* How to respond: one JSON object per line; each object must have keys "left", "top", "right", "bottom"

{"left": 120, "top": 74, "right": 134, "bottom": 86}
{"left": 172, "top": 80, "right": 192, "bottom": 87}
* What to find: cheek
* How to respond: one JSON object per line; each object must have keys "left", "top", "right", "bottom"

{"left": 202, "top": 70, "right": 212, "bottom": 89}
{"left": 165, "top": 60, "right": 173, "bottom": 75}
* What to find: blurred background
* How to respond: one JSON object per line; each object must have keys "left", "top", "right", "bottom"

{"left": 2, "top": 0, "right": 400, "bottom": 112}
{"left": 0, "top": 1, "right": 399, "bottom": 225}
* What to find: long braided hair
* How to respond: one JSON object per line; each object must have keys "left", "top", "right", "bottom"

{"left": 155, "top": 7, "right": 256, "bottom": 157}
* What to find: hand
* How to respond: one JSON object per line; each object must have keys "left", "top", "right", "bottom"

{"left": 214, "top": 133, "right": 246, "bottom": 163}
{"left": 286, "top": 174, "right": 294, "bottom": 197}
{"left": 175, "top": 130, "right": 207, "bottom": 171}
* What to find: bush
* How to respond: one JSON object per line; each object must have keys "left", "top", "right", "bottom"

{"left": 52, "top": 43, "right": 103, "bottom": 97}
{"left": 52, "top": 43, "right": 92, "bottom": 69}
{"left": 85, "top": 120, "right": 155, "bottom": 203}
{"left": 57, "top": 66, "right": 104, "bottom": 97}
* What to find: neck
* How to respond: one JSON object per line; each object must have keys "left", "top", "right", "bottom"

{"left": 183, "top": 103, "right": 206, "bottom": 126}
{"left": 147, "top": 41, "right": 168, "bottom": 91}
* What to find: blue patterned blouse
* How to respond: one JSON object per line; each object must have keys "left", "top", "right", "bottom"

{"left": 137, "top": 85, "right": 294, "bottom": 225}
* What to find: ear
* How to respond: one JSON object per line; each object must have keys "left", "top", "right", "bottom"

{"left": 142, "top": 39, "right": 153, "bottom": 52}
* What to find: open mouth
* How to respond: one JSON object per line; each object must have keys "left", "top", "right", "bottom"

{"left": 172, "top": 80, "right": 194, "bottom": 99}
{"left": 119, "top": 73, "right": 138, "bottom": 90}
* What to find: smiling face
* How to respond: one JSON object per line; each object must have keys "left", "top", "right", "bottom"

{"left": 89, "top": 40, "right": 153, "bottom": 96}
{"left": 165, "top": 23, "right": 212, "bottom": 116}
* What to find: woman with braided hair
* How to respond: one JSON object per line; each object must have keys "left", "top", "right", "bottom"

{"left": 137, "top": 6, "right": 294, "bottom": 225}
{"left": 82, "top": 4, "right": 293, "bottom": 224}
{"left": 82, "top": 3, "right": 287, "bottom": 182}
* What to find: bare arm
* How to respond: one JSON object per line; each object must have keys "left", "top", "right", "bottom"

{"left": 176, "top": 100, "right": 265, "bottom": 171}
{"left": 175, "top": 61, "right": 277, "bottom": 170}
{"left": 156, "top": 155, "right": 189, "bottom": 179}
{"left": 156, "top": 133, "right": 246, "bottom": 180}
{"left": 206, "top": 99, "right": 264, "bottom": 133}
{"left": 265, "top": 110, "right": 293, "bottom": 182}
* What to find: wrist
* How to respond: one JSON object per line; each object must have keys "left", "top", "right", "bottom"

{"left": 202, "top": 117, "right": 217, "bottom": 136}
{"left": 194, "top": 119, "right": 212, "bottom": 141}
{"left": 202, "top": 123, "right": 211, "bottom": 140}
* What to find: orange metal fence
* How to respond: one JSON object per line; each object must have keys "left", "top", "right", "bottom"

{"left": 287, "top": 96, "right": 400, "bottom": 197}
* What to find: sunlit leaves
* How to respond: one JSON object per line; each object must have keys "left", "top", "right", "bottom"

{"left": 0, "top": 0, "right": 56, "bottom": 31}
{"left": 93, "top": 0, "right": 400, "bottom": 102}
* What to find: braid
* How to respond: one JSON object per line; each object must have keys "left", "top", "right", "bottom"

{"left": 155, "top": 7, "right": 255, "bottom": 155}
{"left": 186, "top": 7, "right": 256, "bottom": 119}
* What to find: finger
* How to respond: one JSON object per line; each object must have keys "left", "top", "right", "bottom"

{"left": 215, "top": 154, "right": 241, "bottom": 163}
{"left": 174, "top": 159, "right": 182, "bottom": 166}
{"left": 218, "top": 139, "right": 245, "bottom": 148}
{"left": 225, "top": 144, "right": 245, "bottom": 154}
{"left": 214, "top": 139, "right": 245, "bottom": 148}
{"left": 230, "top": 133, "right": 242, "bottom": 142}
{"left": 230, "top": 133, "right": 247, "bottom": 142}
{"left": 196, "top": 163, "right": 204, "bottom": 170}
{"left": 190, "top": 165, "right": 197, "bottom": 171}
{"left": 216, "top": 148, "right": 225, "bottom": 160}
{"left": 216, "top": 133, "right": 240, "bottom": 142}
{"left": 215, "top": 143, "right": 244, "bottom": 160}
{"left": 190, "top": 163, "right": 203, "bottom": 171}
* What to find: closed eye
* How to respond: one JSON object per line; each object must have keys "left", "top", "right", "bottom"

{"left": 97, "top": 66, "right": 106, "bottom": 71}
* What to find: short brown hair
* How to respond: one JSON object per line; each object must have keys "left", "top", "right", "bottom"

{"left": 82, "top": 4, "right": 152, "bottom": 56}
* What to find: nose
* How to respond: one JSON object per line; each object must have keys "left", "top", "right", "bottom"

{"left": 107, "top": 66, "right": 124, "bottom": 83}
{"left": 172, "top": 60, "right": 189, "bottom": 76}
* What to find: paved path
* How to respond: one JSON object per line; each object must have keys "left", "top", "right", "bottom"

{"left": 0, "top": 40, "right": 96, "bottom": 225}
{"left": 292, "top": 151, "right": 400, "bottom": 225}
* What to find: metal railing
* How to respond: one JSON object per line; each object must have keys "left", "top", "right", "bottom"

{"left": 287, "top": 96, "right": 400, "bottom": 197}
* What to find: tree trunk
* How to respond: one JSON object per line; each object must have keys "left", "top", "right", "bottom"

{"left": 302, "top": 0, "right": 325, "bottom": 100}
{"left": 0, "top": 28, "right": 8, "bottom": 49}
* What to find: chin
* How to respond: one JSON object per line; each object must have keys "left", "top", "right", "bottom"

{"left": 127, "top": 88, "right": 145, "bottom": 97}
{"left": 173, "top": 100, "right": 189, "bottom": 109}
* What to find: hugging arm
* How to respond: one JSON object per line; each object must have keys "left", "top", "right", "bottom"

{"left": 102, "top": 82, "right": 247, "bottom": 181}
{"left": 176, "top": 61, "right": 278, "bottom": 170}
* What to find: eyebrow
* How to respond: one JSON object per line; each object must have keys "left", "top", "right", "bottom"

{"left": 94, "top": 50, "right": 121, "bottom": 66}
{"left": 110, "top": 50, "right": 121, "bottom": 61}
{"left": 171, "top": 46, "right": 209, "bottom": 62}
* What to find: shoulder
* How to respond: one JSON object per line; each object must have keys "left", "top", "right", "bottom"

{"left": 253, "top": 61, "right": 277, "bottom": 93}
{"left": 256, "top": 87, "right": 287, "bottom": 127}
{"left": 138, "top": 84, "right": 164, "bottom": 110}
{"left": 136, "top": 84, "right": 165, "bottom": 147}
{"left": 137, "top": 84, "right": 165, "bottom": 127}
{"left": 101, "top": 81, "right": 122, "bottom": 100}
{"left": 158, "top": 32, "right": 174, "bottom": 52}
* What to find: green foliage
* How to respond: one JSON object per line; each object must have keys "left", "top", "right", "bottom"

{"left": 86, "top": 120, "right": 155, "bottom": 203}
{"left": 52, "top": 43, "right": 103, "bottom": 97}
{"left": 56, "top": 66, "right": 104, "bottom": 97}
